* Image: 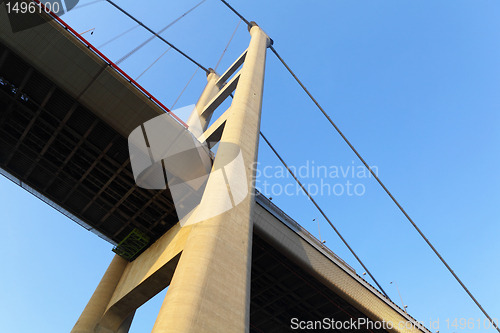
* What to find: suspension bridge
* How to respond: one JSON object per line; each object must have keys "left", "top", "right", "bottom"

{"left": 0, "top": 1, "right": 498, "bottom": 332}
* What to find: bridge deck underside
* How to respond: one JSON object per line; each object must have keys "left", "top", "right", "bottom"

{"left": 0, "top": 41, "right": 179, "bottom": 248}
{"left": 251, "top": 234, "right": 387, "bottom": 333}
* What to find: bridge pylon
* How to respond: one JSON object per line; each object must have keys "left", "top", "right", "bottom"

{"left": 71, "top": 23, "right": 271, "bottom": 333}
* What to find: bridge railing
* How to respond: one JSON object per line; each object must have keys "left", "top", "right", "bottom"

{"left": 255, "top": 191, "right": 356, "bottom": 273}
{"left": 31, "top": 0, "right": 188, "bottom": 128}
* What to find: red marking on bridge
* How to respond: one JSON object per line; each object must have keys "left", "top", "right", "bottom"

{"left": 32, "top": 0, "right": 189, "bottom": 128}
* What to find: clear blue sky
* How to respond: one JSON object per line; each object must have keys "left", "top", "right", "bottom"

{"left": 1, "top": 0, "right": 499, "bottom": 332}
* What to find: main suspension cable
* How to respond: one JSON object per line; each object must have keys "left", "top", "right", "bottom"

{"left": 220, "top": 0, "right": 251, "bottom": 27}
{"left": 220, "top": 1, "right": 499, "bottom": 329}
{"left": 115, "top": 0, "right": 206, "bottom": 65}
{"left": 104, "top": 0, "right": 209, "bottom": 73}
{"left": 260, "top": 131, "right": 389, "bottom": 298}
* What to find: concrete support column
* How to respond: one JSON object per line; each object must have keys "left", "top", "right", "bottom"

{"left": 151, "top": 24, "right": 270, "bottom": 333}
{"left": 115, "top": 311, "right": 135, "bottom": 333}
{"left": 186, "top": 69, "right": 221, "bottom": 138}
{"left": 71, "top": 255, "right": 128, "bottom": 333}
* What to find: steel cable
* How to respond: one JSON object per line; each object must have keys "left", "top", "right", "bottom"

{"left": 171, "top": 67, "right": 199, "bottom": 110}
{"left": 98, "top": 24, "right": 140, "bottom": 49}
{"left": 260, "top": 131, "right": 389, "bottom": 298}
{"left": 104, "top": 0, "right": 209, "bottom": 73}
{"left": 115, "top": 0, "right": 206, "bottom": 65}
{"left": 215, "top": 18, "right": 242, "bottom": 71}
{"left": 135, "top": 47, "right": 171, "bottom": 81}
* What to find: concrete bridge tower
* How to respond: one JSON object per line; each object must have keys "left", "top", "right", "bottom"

{"left": 71, "top": 22, "right": 271, "bottom": 333}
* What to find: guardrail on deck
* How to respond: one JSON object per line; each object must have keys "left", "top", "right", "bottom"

{"left": 255, "top": 191, "right": 356, "bottom": 273}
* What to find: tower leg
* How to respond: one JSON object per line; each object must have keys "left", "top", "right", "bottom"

{"left": 115, "top": 311, "right": 135, "bottom": 333}
{"left": 151, "top": 25, "right": 270, "bottom": 333}
{"left": 71, "top": 255, "right": 128, "bottom": 333}
{"left": 186, "top": 69, "right": 221, "bottom": 138}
